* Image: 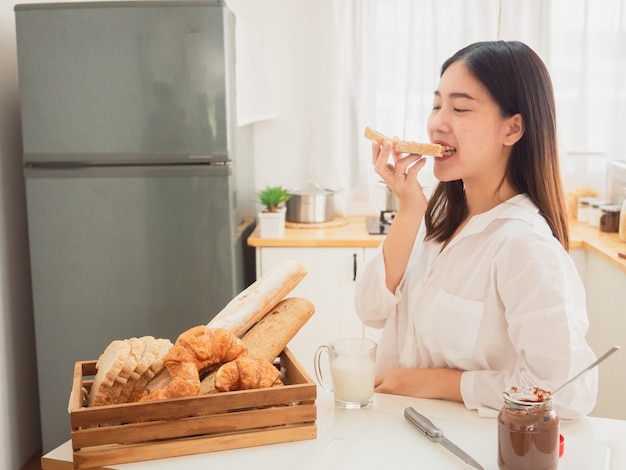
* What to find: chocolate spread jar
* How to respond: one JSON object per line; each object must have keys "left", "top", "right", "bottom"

{"left": 497, "top": 386, "right": 560, "bottom": 470}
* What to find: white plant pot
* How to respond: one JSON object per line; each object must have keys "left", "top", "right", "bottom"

{"left": 258, "top": 208, "right": 286, "bottom": 238}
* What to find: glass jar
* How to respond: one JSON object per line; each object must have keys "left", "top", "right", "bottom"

{"left": 577, "top": 197, "right": 596, "bottom": 223}
{"left": 588, "top": 200, "right": 610, "bottom": 227}
{"left": 620, "top": 194, "right": 626, "bottom": 242}
{"left": 498, "top": 387, "right": 560, "bottom": 470}
{"left": 599, "top": 204, "right": 620, "bottom": 233}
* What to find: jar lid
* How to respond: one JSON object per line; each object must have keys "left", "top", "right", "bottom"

{"left": 578, "top": 197, "right": 598, "bottom": 204}
{"left": 600, "top": 204, "right": 621, "bottom": 213}
{"left": 502, "top": 386, "right": 553, "bottom": 406}
{"left": 590, "top": 199, "right": 611, "bottom": 208}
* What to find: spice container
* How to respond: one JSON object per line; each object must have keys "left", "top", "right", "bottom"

{"left": 498, "top": 386, "right": 559, "bottom": 470}
{"left": 599, "top": 204, "right": 620, "bottom": 233}
{"left": 577, "top": 197, "right": 597, "bottom": 223}
{"left": 588, "top": 199, "right": 610, "bottom": 227}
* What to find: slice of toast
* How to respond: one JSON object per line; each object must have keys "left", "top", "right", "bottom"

{"left": 88, "top": 339, "right": 132, "bottom": 407}
{"left": 364, "top": 126, "right": 445, "bottom": 156}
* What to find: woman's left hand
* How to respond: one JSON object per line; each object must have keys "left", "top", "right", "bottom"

{"left": 374, "top": 367, "right": 463, "bottom": 402}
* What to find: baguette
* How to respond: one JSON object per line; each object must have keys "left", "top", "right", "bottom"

{"left": 364, "top": 126, "right": 446, "bottom": 157}
{"left": 241, "top": 297, "right": 315, "bottom": 362}
{"left": 207, "top": 260, "right": 308, "bottom": 336}
{"left": 148, "top": 262, "right": 308, "bottom": 395}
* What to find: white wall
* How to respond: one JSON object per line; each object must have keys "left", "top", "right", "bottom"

{"left": 0, "top": 0, "right": 316, "bottom": 464}
{"left": 227, "top": 0, "right": 316, "bottom": 197}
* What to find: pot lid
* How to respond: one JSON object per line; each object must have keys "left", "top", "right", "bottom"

{"left": 288, "top": 181, "right": 337, "bottom": 195}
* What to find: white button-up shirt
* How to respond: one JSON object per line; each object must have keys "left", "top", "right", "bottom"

{"left": 355, "top": 194, "right": 597, "bottom": 419}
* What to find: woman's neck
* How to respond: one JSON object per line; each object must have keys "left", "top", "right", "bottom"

{"left": 463, "top": 180, "right": 518, "bottom": 217}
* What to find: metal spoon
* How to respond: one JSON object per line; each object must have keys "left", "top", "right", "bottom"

{"left": 552, "top": 345, "right": 621, "bottom": 395}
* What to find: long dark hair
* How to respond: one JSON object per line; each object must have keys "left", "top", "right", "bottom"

{"left": 424, "top": 41, "right": 569, "bottom": 250}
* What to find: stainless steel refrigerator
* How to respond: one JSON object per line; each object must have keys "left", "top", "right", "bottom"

{"left": 15, "top": 1, "right": 255, "bottom": 451}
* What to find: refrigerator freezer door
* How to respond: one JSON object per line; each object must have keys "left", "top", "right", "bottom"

{"left": 15, "top": 1, "right": 233, "bottom": 164}
{"left": 25, "top": 164, "right": 247, "bottom": 451}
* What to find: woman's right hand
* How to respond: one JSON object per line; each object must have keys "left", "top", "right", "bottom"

{"left": 371, "top": 139, "right": 429, "bottom": 292}
{"left": 371, "top": 140, "right": 429, "bottom": 214}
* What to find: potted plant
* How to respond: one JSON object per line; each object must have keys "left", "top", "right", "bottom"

{"left": 256, "top": 185, "right": 291, "bottom": 237}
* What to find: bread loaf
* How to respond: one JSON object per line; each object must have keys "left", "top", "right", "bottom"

{"left": 126, "top": 338, "right": 172, "bottom": 402}
{"left": 117, "top": 336, "right": 155, "bottom": 403}
{"left": 207, "top": 260, "right": 308, "bottom": 336}
{"left": 88, "top": 340, "right": 132, "bottom": 407}
{"left": 106, "top": 336, "right": 146, "bottom": 405}
{"left": 241, "top": 297, "right": 315, "bottom": 362}
{"left": 364, "top": 126, "right": 445, "bottom": 157}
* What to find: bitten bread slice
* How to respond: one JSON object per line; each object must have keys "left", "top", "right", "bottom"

{"left": 364, "top": 126, "right": 445, "bottom": 156}
{"left": 88, "top": 340, "right": 132, "bottom": 407}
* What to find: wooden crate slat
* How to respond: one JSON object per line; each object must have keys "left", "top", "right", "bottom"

{"left": 71, "top": 403, "right": 317, "bottom": 448}
{"left": 74, "top": 423, "right": 317, "bottom": 469}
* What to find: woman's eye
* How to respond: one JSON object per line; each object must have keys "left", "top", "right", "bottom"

{"left": 454, "top": 108, "right": 468, "bottom": 113}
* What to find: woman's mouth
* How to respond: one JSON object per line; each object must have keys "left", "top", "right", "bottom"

{"left": 434, "top": 144, "right": 456, "bottom": 158}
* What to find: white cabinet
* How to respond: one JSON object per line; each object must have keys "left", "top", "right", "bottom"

{"left": 255, "top": 246, "right": 381, "bottom": 375}
{"left": 571, "top": 247, "right": 626, "bottom": 420}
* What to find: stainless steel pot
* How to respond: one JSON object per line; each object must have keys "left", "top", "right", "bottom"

{"left": 286, "top": 183, "right": 336, "bottom": 223}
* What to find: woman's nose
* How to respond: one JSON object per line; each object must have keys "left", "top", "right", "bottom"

{"left": 427, "top": 109, "right": 449, "bottom": 134}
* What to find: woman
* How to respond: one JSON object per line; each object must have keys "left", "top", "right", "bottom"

{"left": 355, "top": 41, "right": 597, "bottom": 419}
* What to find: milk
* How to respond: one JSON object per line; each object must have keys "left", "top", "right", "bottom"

{"left": 330, "top": 354, "right": 376, "bottom": 403}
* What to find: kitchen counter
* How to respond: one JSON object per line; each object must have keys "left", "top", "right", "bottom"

{"left": 42, "top": 389, "right": 626, "bottom": 469}
{"left": 248, "top": 216, "right": 626, "bottom": 274}
{"left": 569, "top": 219, "right": 626, "bottom": 273}
{"left": 247, "top": 216, "right": 384, "bottom": 248}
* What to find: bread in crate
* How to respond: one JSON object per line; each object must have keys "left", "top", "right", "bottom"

{"left": 70, "top": 348, "right": 316, "bottom": 468}
{"left": 69, "top": 261, "right": 317, "bottom": 468}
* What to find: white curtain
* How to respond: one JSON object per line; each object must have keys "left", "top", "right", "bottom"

{"left": 306, "top": 0, "right": 625, "bottom": 215}
{"left": 550, "top": 0, "right": 626, "bottom": 199}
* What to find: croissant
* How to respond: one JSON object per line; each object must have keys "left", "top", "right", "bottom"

{"left": 168, "top": 326, "right": 248, "bottom": 372}
{"left": 137, "top": 326, "right": 248, "bottom": 402}
{"left": 215, "top": 356, "right": 283, "bottom": 392}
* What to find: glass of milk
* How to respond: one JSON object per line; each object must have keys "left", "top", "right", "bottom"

{"left": 314, "top": 338, "right": 377, "bottom": 409}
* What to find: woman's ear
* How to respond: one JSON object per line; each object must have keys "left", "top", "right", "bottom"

{"left": 504, "top": 113, "right": 524, "bottom": 146}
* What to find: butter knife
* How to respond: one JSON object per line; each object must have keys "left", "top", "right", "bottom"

{"left": 404, "top": 407, "right": 484, "bottom": 470}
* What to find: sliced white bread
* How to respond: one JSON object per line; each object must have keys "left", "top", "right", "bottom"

{"left": 88, "top": 339, "right": 132, "bottom": 407}
{"left": 117, "top": 335, "right": 155, "bottom": 404}
{"left": 127, "top": 338, "right": 172, "bottom": 402}
{"left": 106, "top": 336, "right": 148, "bottom": 405}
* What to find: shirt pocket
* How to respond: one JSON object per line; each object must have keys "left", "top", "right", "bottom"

{"left": 421, "top": 289, "right": 484, "bottom": 365}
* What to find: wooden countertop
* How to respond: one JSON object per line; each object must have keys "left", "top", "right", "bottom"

{"left": 569, "top": 219, "right": 626, "bottom": 272}
{"left": 247, "top": 216, "right": 385, "bottom": 248}
{"left": 248, "top": 216, "right": 626, "bottom": 274}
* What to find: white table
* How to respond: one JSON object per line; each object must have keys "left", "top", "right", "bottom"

{"left": 43, "top": 389, "right": 626, "bottom": 469}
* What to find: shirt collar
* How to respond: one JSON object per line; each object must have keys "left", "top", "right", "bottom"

{"left": 449, "top": 193, "right": 541, "bottom": 243}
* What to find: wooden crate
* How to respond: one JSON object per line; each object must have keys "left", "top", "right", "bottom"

{"left": 69, "top": 348, "right": 317, "bottom": 468}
